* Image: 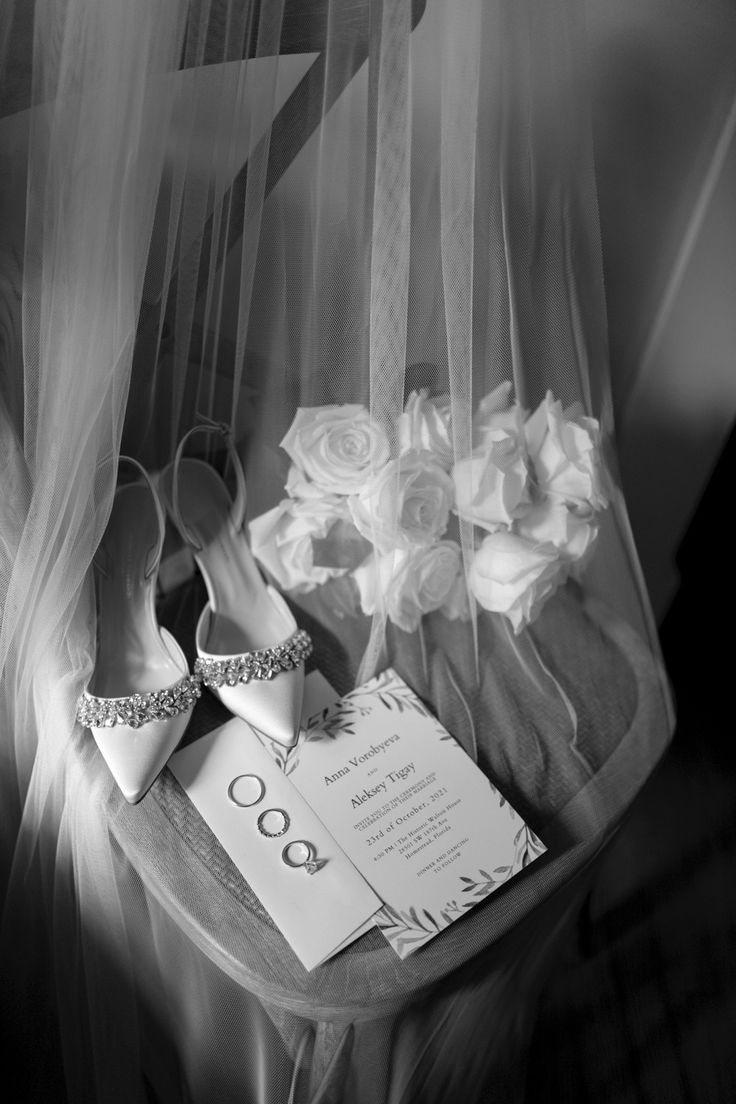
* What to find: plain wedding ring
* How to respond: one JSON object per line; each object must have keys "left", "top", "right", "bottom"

{"left": 227, "top": 774, "right": 265, "bottom": 808}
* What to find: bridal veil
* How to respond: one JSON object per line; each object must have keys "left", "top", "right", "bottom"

{"left": 0, "top": 1, "right": 675, "bottom": 1100}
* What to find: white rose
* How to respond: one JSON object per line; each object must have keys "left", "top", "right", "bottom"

{"left": 398, "top": 390, "right": 453, "bottom": 469}
{"left": 249, "top": 496, "right": 352, "bottom": 594}
{"left": 469, "top": 530, "right": 562, "bottom": 632}
{"left": 352, "top": 551, "right": 397, "bottom": 616}
{"left": 472, "top": 381, "right": 521, "bottom": 445}
{"left": 453, "top": 401, "right": 530, "bottom": 532}
{"left": 353, "top": 541, "right": 465, "bottom": 632}
{"left": 281, "top": 405, "right": 391, "bottom": 495}
{"left": 516, "top": 498, "right": 598, "bottom": 562}
{"left": 525, "top": 392, "right": 608, "bottom": 510}
{"left": 285, "top": 463, "right": 327, "bottom": 500}
{"left": 349, "top": 450, "right": 454, "bottom": 554}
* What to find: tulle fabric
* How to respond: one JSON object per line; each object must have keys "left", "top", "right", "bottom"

{"left": 0, "top": 1, "right": 674, "bottom": 1101}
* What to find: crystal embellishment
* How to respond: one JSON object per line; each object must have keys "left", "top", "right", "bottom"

{"left": 194, "top": 628, "right": 313, "bottom": 689}
{"left": 76, "top": 674, "right": 201, "bottom": 730}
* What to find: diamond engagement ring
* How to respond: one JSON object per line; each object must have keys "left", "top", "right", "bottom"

{"left": 281, "top": 840, "right": 325, "bottom": 875}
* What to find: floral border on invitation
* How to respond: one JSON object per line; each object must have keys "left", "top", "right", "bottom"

{"left": 272, "top": 668, "right": 458, "bottom": 777}
{"left": 374, "top": 821, "right": 545, "bottom": 956}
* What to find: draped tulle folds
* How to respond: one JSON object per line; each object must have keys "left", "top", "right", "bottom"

{"left": 0, "top": 1, "right": 675, "bottom": 1101}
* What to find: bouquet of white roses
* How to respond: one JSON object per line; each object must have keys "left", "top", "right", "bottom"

{"left": 249, "top": 382, "right": 608, "bottom": 634}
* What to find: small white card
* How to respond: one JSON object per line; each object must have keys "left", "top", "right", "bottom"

{"left": 168, "top": 718, "right": 382, "bottom": 972}
{"left": 282, "top": 669, "right": 546, "bottom": 958}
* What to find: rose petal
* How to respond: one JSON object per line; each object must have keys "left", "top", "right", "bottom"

{"left": 249, "top": 497, "right": 349, "bottom": 593}
{"left": 526, "top": 392, "right": 608, "bottom": 510}
{"left": 516, "top": 498, "right": 598, "bottom": 561}
{"left": 469, "top": 530, "right": 561, "bottom": 631}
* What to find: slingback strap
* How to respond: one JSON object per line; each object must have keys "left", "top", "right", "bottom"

{"left": 94, "top": 455, "right": 165, "bottom": 580}
{"left": 170, "top": 417, "right": 247, "bottom": 553}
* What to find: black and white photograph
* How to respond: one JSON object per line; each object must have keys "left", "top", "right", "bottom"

{"left": 0, "top": 1, "right": 734, "bottom": 1101}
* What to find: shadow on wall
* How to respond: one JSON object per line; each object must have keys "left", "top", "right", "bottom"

{"left": 587, "top": 0, "right": 736, "bottom": 619}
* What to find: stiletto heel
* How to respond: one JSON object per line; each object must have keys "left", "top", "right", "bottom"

{"left": 77, "top": 457, "right": 200, "bottom": 803}
{"left": 161, "top": 422, "right": 311, "bottom": 748}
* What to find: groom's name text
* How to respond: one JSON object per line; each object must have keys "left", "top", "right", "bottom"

{"left": 349, "top": 762, "right": 417, "bottom": 808}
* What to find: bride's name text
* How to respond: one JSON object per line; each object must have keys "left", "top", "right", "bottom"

{"left": 322, "top": 733, "right": 399, "bottom": 786}
{"left": 320, "top": 734, "right": 417, "bottom": 809}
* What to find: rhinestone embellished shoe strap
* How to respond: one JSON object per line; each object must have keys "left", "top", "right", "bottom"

{"left": 194, "top": 628, "right": 313, "bottom": 688}
{"left": 77, "top": 674, "right": 201, "bottom": 729}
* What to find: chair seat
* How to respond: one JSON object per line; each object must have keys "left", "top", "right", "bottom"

{"left": 104, "top": 583, "right": 670, "bottom": 1018}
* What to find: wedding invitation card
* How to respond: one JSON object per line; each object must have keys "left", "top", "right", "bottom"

{"left": 169, "top": 667, "right": 545, "bottom": 968}
{"left": 283, "top": 669, "right": 546, "bottom": 957}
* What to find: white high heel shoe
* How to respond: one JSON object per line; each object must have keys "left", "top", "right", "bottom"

{"left": 161, "top": 422, "right": 312, "bottom": 748}
{"left": 77, "top": 457, "right": 200, "bottom": 803}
